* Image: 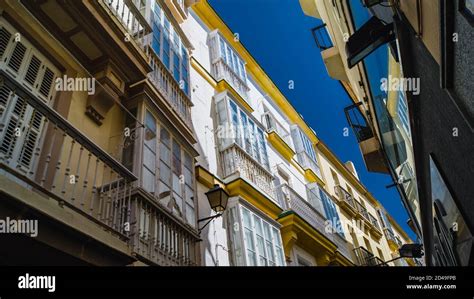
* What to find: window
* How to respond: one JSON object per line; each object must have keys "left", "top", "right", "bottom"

{"left": 151, "top": 3, "right": 190, "bottom": 95}
{"left": 142, "top": 109, "right": 196, "bottom": 227}
{"left": 229, "top": 205, "right": 285, "bottom": 266}
{"left": 377, "top": 248, "right": 385, "bottom": 261}
{"left": 331, "top": 169, "right": 340, "bottom": 186}
{"left": 215, "top": 95, "right": 270, "bottom": 170}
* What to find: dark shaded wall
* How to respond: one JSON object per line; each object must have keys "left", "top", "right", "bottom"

{"left": 396, "top": 8, "right": 474, "bottom": 265}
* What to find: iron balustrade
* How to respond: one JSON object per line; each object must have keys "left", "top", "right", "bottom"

{"left": 296, "top": 150, "right": 322, "bottom": 178}
{"left": 344, "top": 102, "right": 374, "bottom": 143}
{"left": 354, "top": 200, "right": 370, "bottom": 221}
{"left": 353, "top": 246, "right": 386, "bottom": 266}
{"left": 102, "top": 0, "right": 151, "bottom": 56}
{"left": 368, "top": 213, "right": 381, "bottom": 231}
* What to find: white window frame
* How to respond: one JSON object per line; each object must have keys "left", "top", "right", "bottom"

{"left": 227, "top": 200, "right": 286, "bottom": 266}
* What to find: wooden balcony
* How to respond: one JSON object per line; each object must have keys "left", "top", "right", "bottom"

{"left": 148, "top": 51, "right": 193, "bottom": 129}
{"left": 334, "top": 185, "right": 358, "bottom": 217}
{"left": 129, "top": 189, "right": 200, "bottom": 266}
{"left": 277, "top": 183, "right": 354, "bottom": 263}
{"left": 296, "top": 151, "right": 323, "bottom": 184}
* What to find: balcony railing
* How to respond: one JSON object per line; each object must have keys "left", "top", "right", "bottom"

{"left": 353, "top": 246, "right": 387, "bottom": 266}
{"left": 102, "top": 0, "right": 151, "bottom": 55}
{"left": 384, "top": 227, "right": 403, "bottom": 248}
{"left": 277, "top": 183, "right": 354, "bottom": 262}
{"left": 148, "top": 51, "right": 192, "bottom": 128}
{"left": 296, "top": 151, "right": 322, "bottom": 178}
{"left": 0, "top": 72, "right": 136, "bottom": 238}
{"left": 262, "top": 112, "right": 294, "bottom": 149}
{"left": 211, "top": 58, "right": 250, "bottom": 99}
{"left": 334, "top": 185, "right": 357, "bottom": 210}
{"left": 220, "top": 143, "right": 274, "bottom": 199}
{"left": 311, "top": 24, "right": 333, "bottom": 51}
{"left": 130, "top": 192, "right": 199, "bottom": 266}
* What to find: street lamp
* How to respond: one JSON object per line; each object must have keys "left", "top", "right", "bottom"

{"left": 197, "top": 184, "right": 229, "bottom": 233}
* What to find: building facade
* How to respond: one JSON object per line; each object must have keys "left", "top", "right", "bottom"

{"left": 187, "top": 0, "right": 414, "bottom": 266}
{"left": 300, "top": 0, "right": 473, "bottom": 265}
{"left": 0, "top": 0, "right": 413, "bottom": 266}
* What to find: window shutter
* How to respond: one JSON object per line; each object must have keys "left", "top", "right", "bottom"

{"left": 0, "top": 27, "right": 12, "bottom": 60}
{"left": 18, "top": 109, "right": 44, "bottom": 170}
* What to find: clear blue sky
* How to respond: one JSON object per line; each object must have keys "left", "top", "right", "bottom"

{"left": 209, "top": 0, "right": 415, "bottom": 240}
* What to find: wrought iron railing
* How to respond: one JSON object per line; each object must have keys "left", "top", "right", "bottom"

{"left": 262, "top": 112, "right": 294, "bottom": 149}
{"left": 311, "top": 23, "right": 333, "bottom": 51}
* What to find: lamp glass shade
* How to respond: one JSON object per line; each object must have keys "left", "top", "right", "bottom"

{"left": 398, "top": 244, "right": 424, "bottom": 258}
{"left": 205, "top": 185, "right": 229, "bottom": 213}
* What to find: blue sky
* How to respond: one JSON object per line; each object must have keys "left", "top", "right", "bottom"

{"left": 209, "top": 0, "right": 415, "bottom": 240}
